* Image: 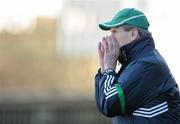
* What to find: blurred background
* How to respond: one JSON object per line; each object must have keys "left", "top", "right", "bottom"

{"left": 0, "top": 0, "right": 180, "bottom": 123}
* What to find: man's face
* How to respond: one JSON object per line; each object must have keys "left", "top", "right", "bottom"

{"left": 110, "top": 26, "right": 133, "bottom": 48}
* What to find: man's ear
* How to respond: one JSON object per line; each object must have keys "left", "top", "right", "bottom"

{"left": 130, "top": 28, "right": 139, "bottom": 41}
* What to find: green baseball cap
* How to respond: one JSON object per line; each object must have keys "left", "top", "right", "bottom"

{"left": 99, "top": 8, "right": 149, "bottom": 30}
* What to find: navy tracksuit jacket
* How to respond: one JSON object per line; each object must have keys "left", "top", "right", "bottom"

{"left": 95, "top": 35, "right": 180, "bottom": 124}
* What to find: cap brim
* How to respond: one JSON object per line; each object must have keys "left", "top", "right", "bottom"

{"left": 99, "top": 21, "right": 122, "bottom": 31}
{"left": 99, "top": 23, "right": 111, "bottom": 30}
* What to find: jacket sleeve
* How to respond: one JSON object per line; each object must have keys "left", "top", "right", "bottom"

{"left": 95, "top": 68, "right": 122, "bottom": 117}
{"left": 95, "top": 60, "right": 161, "bottom": 117}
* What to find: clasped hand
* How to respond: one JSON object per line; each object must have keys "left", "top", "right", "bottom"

{"left": 98, "top": 36, "right": 120, "bottom": 73}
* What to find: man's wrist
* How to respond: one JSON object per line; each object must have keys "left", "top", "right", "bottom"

{"left": 104, "top": 68, "right": 115, "bottom": 74}
{"left": 104, "top": 61, "right": 117, "bottom": 71}
{"left": 104, "top": 66, "right": 115, "bottom": 71}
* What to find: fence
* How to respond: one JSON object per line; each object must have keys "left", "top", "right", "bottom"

{"left": 0, "top": 100, "right": 111, "bottom": 124}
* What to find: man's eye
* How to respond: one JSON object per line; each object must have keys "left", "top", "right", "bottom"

{"left": 112, "top": 31, "right": 116, "bottom": 34}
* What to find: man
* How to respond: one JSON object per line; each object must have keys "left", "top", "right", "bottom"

{"left": 95, "top": 8, "right": 180, "bottom": 124}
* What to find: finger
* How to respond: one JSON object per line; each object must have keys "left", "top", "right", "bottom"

{"left": 106, "top": 36, "right": 113, "bottom": 51}
{"left": 110, "top": 36, "right": 120, "bottom": 58}
{"left": 103, "top": 36, "right": 106, "bottom": 41}
{"left": 100, "top": 42, "right": 105, "bottom": 57}
{"left": 110, "top": 36, "right": 116, "bottom": 51}
{"left": 102, "top": 37, "right": 109, "bottom": 52}
{"left": 101, "top": 44, "right": 104, "bottom": 56}
{"left": 98, "top": 42, "right": 101, "bottom": 54}
{"left": 98, "top": 42, "right": 104, "bottom": 57}
{"left": 111, "top": 36, "right": 119, "bottom": 50}
{"left": 101, "top": 37, "right": 105, "bottom": 53}
{"left": 98, "top": 42, "right": 104, "bottom": 69}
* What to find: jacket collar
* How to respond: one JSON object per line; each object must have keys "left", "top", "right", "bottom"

{"left": 119, "top": 34, "right": 155, "bottom": 65}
